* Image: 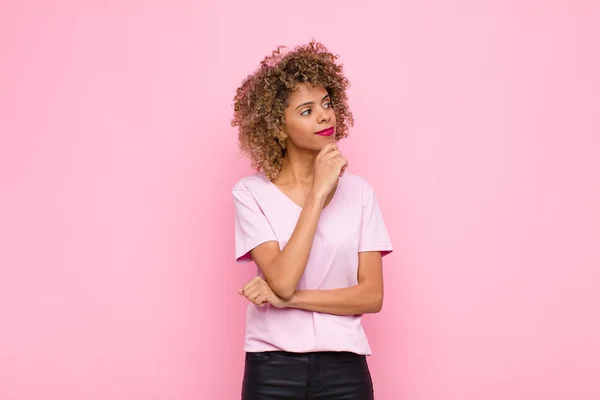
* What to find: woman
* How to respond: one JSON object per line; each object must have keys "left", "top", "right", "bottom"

{"left": 231, "top": 40, "right": 393, "bottom": 399}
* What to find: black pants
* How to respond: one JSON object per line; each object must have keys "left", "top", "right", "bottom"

{"left": 241, "top": 350, "right": 374, "bottom": 399}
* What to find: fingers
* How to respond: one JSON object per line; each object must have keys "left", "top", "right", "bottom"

{"left": 242, "top": 287, "right": 264, "bottom": 305}
{"left": 245, "top": 286, "right": 262, "bottom": 301}
{"left": 239, "top": 276, "right": 270, "bottom": 306}
{"left": 317, "top": 143, "right": 338, "bottom": 158}
{"left": 245, "top": 291, "right": 266, "bottom": 306}
{"left": 340, "top": 160, "right": 349, "bottom": 176}
{"left": 322, "top": 149, "right": 341, "bottom": 160}
{"left": 238, "top": 276, "right": 263, "bottom": 297}
{"left": 255, "top": 293, "right": 268, "bottom": 307}
{"left": 336, "top": 156, "right": 348, "bottom": 171}
{"left": 239, "top": 276, "right": 263, "bottom": 296}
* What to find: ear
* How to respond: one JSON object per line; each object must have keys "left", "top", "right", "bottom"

{"left": 278, "top": 126, "right": 288, "bottom": 141}
{"left": 277, "top": 135, "right": 287, "bottom": 149}
{"left": 276, "top": 128, "right": 288, "bottom": 147}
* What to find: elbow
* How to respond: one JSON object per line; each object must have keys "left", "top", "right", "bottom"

{"left": 263, "top": 274, "right": 296, "bottom": 300}
{"left": 270, "top": 281, "right": 295, "bottom": 300}
{"left": 372, "top": 300, "right": 383, "bottom": 313}
{"left": 369, "top": 293, "right": 384, "bottom": 314}
{"left": 278, "top": 289, "right": 295, "bottom": 301}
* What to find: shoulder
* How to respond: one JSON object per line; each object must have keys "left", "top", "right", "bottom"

{"left": 339, "top": 172, "right": 381, "bottom": 208}
{"left": 340, "top": 171, "right": 375, "bottom": 193}
{"left": 232, "top": 172, "right": 270, "bottom": 193}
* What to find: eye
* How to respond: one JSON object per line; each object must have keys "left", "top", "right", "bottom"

{"left": 323, "top": 102, "right": 332, "bottom": 108}
{"left": 300, "top": 109, "right": 312, "bottom": 116}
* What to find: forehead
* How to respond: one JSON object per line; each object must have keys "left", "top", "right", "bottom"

{"left": 287, "top": 84, "right": 329, "bottom": 104}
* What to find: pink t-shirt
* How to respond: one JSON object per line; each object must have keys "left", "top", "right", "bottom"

{"left": 232, "top": 171, "right": 393, "bottom": 355}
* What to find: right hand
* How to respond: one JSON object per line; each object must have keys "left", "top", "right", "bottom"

{"left": 312, "top": 143, "right": 348, "bottom": 199}
{"left": 239, "top": 276, "right": 287, "bottom": 309}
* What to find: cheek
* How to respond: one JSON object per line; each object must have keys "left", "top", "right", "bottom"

{"left": 329, "top": 109, "right": 337, "bottom": 123}
{"left": 284, "top": 118, "right": 311, "bottom": 140}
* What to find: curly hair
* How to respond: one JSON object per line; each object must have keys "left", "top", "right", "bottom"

{"left": 231, "top": 40, "right": 354, "bottom": 180}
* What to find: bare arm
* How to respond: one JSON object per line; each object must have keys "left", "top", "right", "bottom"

{"left": 250, "top": 192, "right": 326, "bottom": 300}
{"left": 250, "top": 143, "right": 348, "bottom": 300}
{"left": 285, "top": 251, "right": 384, "bottom": 315}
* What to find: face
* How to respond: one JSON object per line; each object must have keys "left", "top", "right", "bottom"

{"left": 281, "top": 84, "right": 337, "bottom": 152}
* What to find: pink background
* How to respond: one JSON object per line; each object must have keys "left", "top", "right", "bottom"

{"left": 1, "top": 1, "right": 599, "bottom": 399}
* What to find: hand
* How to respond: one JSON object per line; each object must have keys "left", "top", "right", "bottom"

{"left": 312, "top": 143, "right": 348, "bottom": 198}
{"left": 238, "top": 276, "right": 288, "bottom": 308}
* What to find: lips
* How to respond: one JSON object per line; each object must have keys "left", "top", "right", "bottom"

{"left": 315, "top": 127, "right": 335, "bottom": 137}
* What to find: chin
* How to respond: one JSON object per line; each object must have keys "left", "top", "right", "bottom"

{"left": 316, "top": 135, "right": 336, "bottom": 143}
{"left": 314, "top": 141, "right": 334, "bottom": 151}
{"left": 294, "top": 137, "right": 336, "bottom": 153}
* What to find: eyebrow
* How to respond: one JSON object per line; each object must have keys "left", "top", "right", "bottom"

{"left": 294, "top": 94, "right": 331, "bottom": 110}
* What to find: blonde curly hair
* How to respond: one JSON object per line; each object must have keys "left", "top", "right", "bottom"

{"left": 231, "top": 40, "right": 354, "bottom": 180}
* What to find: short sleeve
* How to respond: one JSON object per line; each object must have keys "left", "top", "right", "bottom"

{"left": 358, "top": 182, "right": 393, "bottom": 256}
{"left": 232, "top": 184, "right": 278, "bottom": 262}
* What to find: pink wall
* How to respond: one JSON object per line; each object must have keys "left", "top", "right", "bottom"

{"left": 1, "top": 1, "right": 599, "bottom": 399}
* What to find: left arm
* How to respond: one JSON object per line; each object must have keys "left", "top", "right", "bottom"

{"left": 287, "top": 251, "right": 383, "bottom": 315}
{"left": 239, "top": 251, "right": 384, "bottom": 315}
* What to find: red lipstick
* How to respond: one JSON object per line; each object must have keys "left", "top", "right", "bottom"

{"left": 315, "top": 127, "right": 335, "bottom": 137}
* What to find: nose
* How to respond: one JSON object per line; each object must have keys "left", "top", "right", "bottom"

{"left": 317, "top": 109, "right": 331, "bottom": 124}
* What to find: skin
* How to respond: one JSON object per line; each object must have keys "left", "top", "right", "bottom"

{"left": 238, "top": 83, "right": 384, "bottom": 316}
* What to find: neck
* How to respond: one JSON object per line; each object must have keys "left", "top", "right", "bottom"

{"left": 277, "top": 147, "right": 318, "bottom": 186}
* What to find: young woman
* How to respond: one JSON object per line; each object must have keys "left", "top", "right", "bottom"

{"left": 231, "top": 40, "right": 393, "bottom": 399}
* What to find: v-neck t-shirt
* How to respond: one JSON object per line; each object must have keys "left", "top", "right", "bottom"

{"left": 232, "top": 171, "right": 393, "bottom": 355}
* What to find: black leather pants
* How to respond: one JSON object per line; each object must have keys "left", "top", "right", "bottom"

{"left": 241, "top": 350, "right": 375, "bottom": 399}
